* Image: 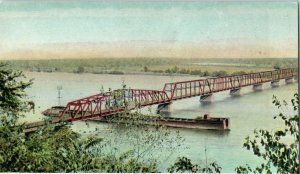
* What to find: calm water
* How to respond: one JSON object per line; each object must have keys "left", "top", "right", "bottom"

{"left": 23, "top": 72, "right": 298, "bottom": 172}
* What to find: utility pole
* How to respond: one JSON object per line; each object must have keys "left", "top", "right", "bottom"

{"left": 100, "top": 85, "right": 104, "bottom": 93}
{"left": 57, "top": 85, "right": 63, "bottom": 106}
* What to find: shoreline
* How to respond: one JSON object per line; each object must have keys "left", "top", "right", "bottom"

{"left": 23, "top": 70, "right": 204, "bottom": 78}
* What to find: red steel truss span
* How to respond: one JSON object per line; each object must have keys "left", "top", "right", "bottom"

{"left": 59, "top": 68, "right": 298, "bottom": 121}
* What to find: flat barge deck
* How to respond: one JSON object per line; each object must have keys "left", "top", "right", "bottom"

{"left": 93, "top": 114, "right": 230, "bottom": 131}
{"left": 42, "top": 106, "right": 230, "bottom": 131}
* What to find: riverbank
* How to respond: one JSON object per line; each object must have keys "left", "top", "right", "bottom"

{"left": 24, "top": 69, "right": 204, "bottom": 78}
{"left": 3, "top": 57, "right": 296, "bottom": 77}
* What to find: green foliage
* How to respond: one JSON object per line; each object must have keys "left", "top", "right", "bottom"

{"left": 104, "top": 110, "right": 184, "bottom": 161}
{"left": 211, "top": 70, "right": 228, "bottom": 77}
{"left": 0, "top": 121, "right": 158, "bottom": 172}
{"left": 168, "top": 157, "right": 198, "bottom": 173}
{"left": 143, "top": 66, "right": 149, "bottom": 72}
{"left": 164, "top": 67, "right": 228, "bottom": 77}
{"left": 95, "top": 150, "right": 158, "bottom": 173}
{"left": 108, "top": 70, "right": 124, "bottom": 75}
{"left": 273, "top": 63, "right": 281, "bottom": 70}
{"left": 189, "top": 69, "right": 202, "bottom": 75}
{"left": 99, "top": 85, "right": 184, "bottom": 165}
{"left": 172, "top": 65, "right": 179, "bottom": 73}
{"left": 179, "top": 68, "right": 191, "bottom": 74}
{"left": 0, "top": 63, "right": 159, "bottom": 172}
{"left": 202, "top": 70, "right": 210, "bottom": 76}
{"left": 168, "top": 156, "right": 221, "bottom": 173}
{"left": 0, "top": 62, "right": 33, "bottom": 125}
{"left": 75, "top": 66, "right": 85, "bottom": 73}
{"left": 235, "top": 93, "right": 299, "bottom": 173}
{"left": 231, "top": 71, "right": 247, "bottom": 76}
{"left": 1, "top": 123, "right": 87, "bottom": 172}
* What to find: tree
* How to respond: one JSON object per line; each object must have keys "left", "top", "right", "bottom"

{"left": 165, "top": 68, "right": 171, "bottom": 74}
{"left": 211, "top": 70, "right": 228, "bottom": 77}
{"left": 274, "top": 63, "right": 281, "bottom": 70}
{"left": 0, "top": 62, "right": 101, "bottom": 172}
{"left": 93, "top": 150, "right": 158, "bottom": 173}
{"left": 171, "top": 65, "right": 179, "bottom": 73}
{"left": 203, "top": 70, "right": 210, "bottom": 77}
{"left": 190, "top": 69, "right": 202, "bottom": 76}
{"left": 0, "top": 62, "right": 33, "bottom": 126}
{"left": 143, "top": 66, "right": 149, "bottom": 72}
{"left": 231, "top": 71, "right": 247, "bottom": 76}
{"left": 168, "top": 156, "right": 221, "bottom": 173}
{"left": 76, "top": 66, "right": 85, "bottom": 73}
{"left": 179, "top": 68, "right": 190, "bottom": 74}
{"left": 104, "top": 111, "right": 183, "bottom": 161}
{"left": 235, "top": 93, "right": 299, "bottom": 173}
{"left": 97, "top": 84, "right": 184, "bottom": 165}
{"left": 0, "top": 63, "right": 158, "bottom": 172}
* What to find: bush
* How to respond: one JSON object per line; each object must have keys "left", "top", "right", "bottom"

{"left": 168, "top": 156, "right": 221, "bottom": 173}
{"left": 75, "top": 66, "right": 85, "bottom": 73}
{"left": 211, "top": 70, "right": 227, "bottom": 77}
{"left": 108, "top": 71, "right": 124, "bottom": 75}
{"left": 235, "top": 94, "right": 299, "bottom": 173}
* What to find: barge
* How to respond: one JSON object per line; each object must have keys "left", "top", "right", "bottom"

{"left": 94, "top": 114, "right": 230, "bottom": 131}
{"left": 42, "top": 106, "right": 230, "bottom": 131}
{"left": 160, "top": 115, "right": 229, "bottom": 130}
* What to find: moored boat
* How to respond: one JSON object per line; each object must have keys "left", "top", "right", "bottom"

{"left": 42, "top": 106, "right": 65, "bottom": 117}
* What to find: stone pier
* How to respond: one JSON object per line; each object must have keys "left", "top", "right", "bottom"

{"left": 253, "top": 84, "right": 263, "bottom": 91}
{"left": 294, "top": 76, "right": 298, "bottom": 82}
{"left": 285, "top": 78, "right": 294, "bottom": 84}
{"left": 271, "top": 80, "right": 280, "bottom": 88}
{"left": 229, "top": 88, "right": 241, "bottom": 96}
{"left": 200, "top": 94, "right": 213, "bottom": 103}
{"left": 157, "top": 102, "right": 171, "bottom": 114}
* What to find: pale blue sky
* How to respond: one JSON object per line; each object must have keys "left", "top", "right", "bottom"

{"left": 0, "top": 0, "right": 298, "bottom": 59}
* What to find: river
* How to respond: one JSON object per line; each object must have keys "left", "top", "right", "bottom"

{"left": 22, "top": 71, "right": 298, "bottom": 172}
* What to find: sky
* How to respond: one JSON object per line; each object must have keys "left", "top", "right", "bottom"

{"left": 0, "top": 0, "right": 298, "bottom": 59}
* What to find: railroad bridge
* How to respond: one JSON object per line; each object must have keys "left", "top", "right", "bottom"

{"left": 25, "top": 68, "right": 298, "bottom": 132}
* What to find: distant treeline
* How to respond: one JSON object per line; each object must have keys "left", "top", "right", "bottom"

{"left": 3, "top": 58, "right": 297, "bottom": 76}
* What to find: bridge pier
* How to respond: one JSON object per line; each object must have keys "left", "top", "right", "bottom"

{"left": 285, "top": 78, "right": 294, "bottom": 84}
{"left": 157, "top": 102, "right": 172, "bottom": 114}
{"left": 200, "top": 94, "right": 213, "bottom": 103}
{"left": 271, "top": 80, "right": 280, "bottom": 88}
{"left": 294, "top": 76, "right": 298, "bottom": 82}
{"left": 253, "top": 84, "right": 263, "bottom": 91}
{"left": 229, "top": 88, "right": 241, "bottom": 96}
